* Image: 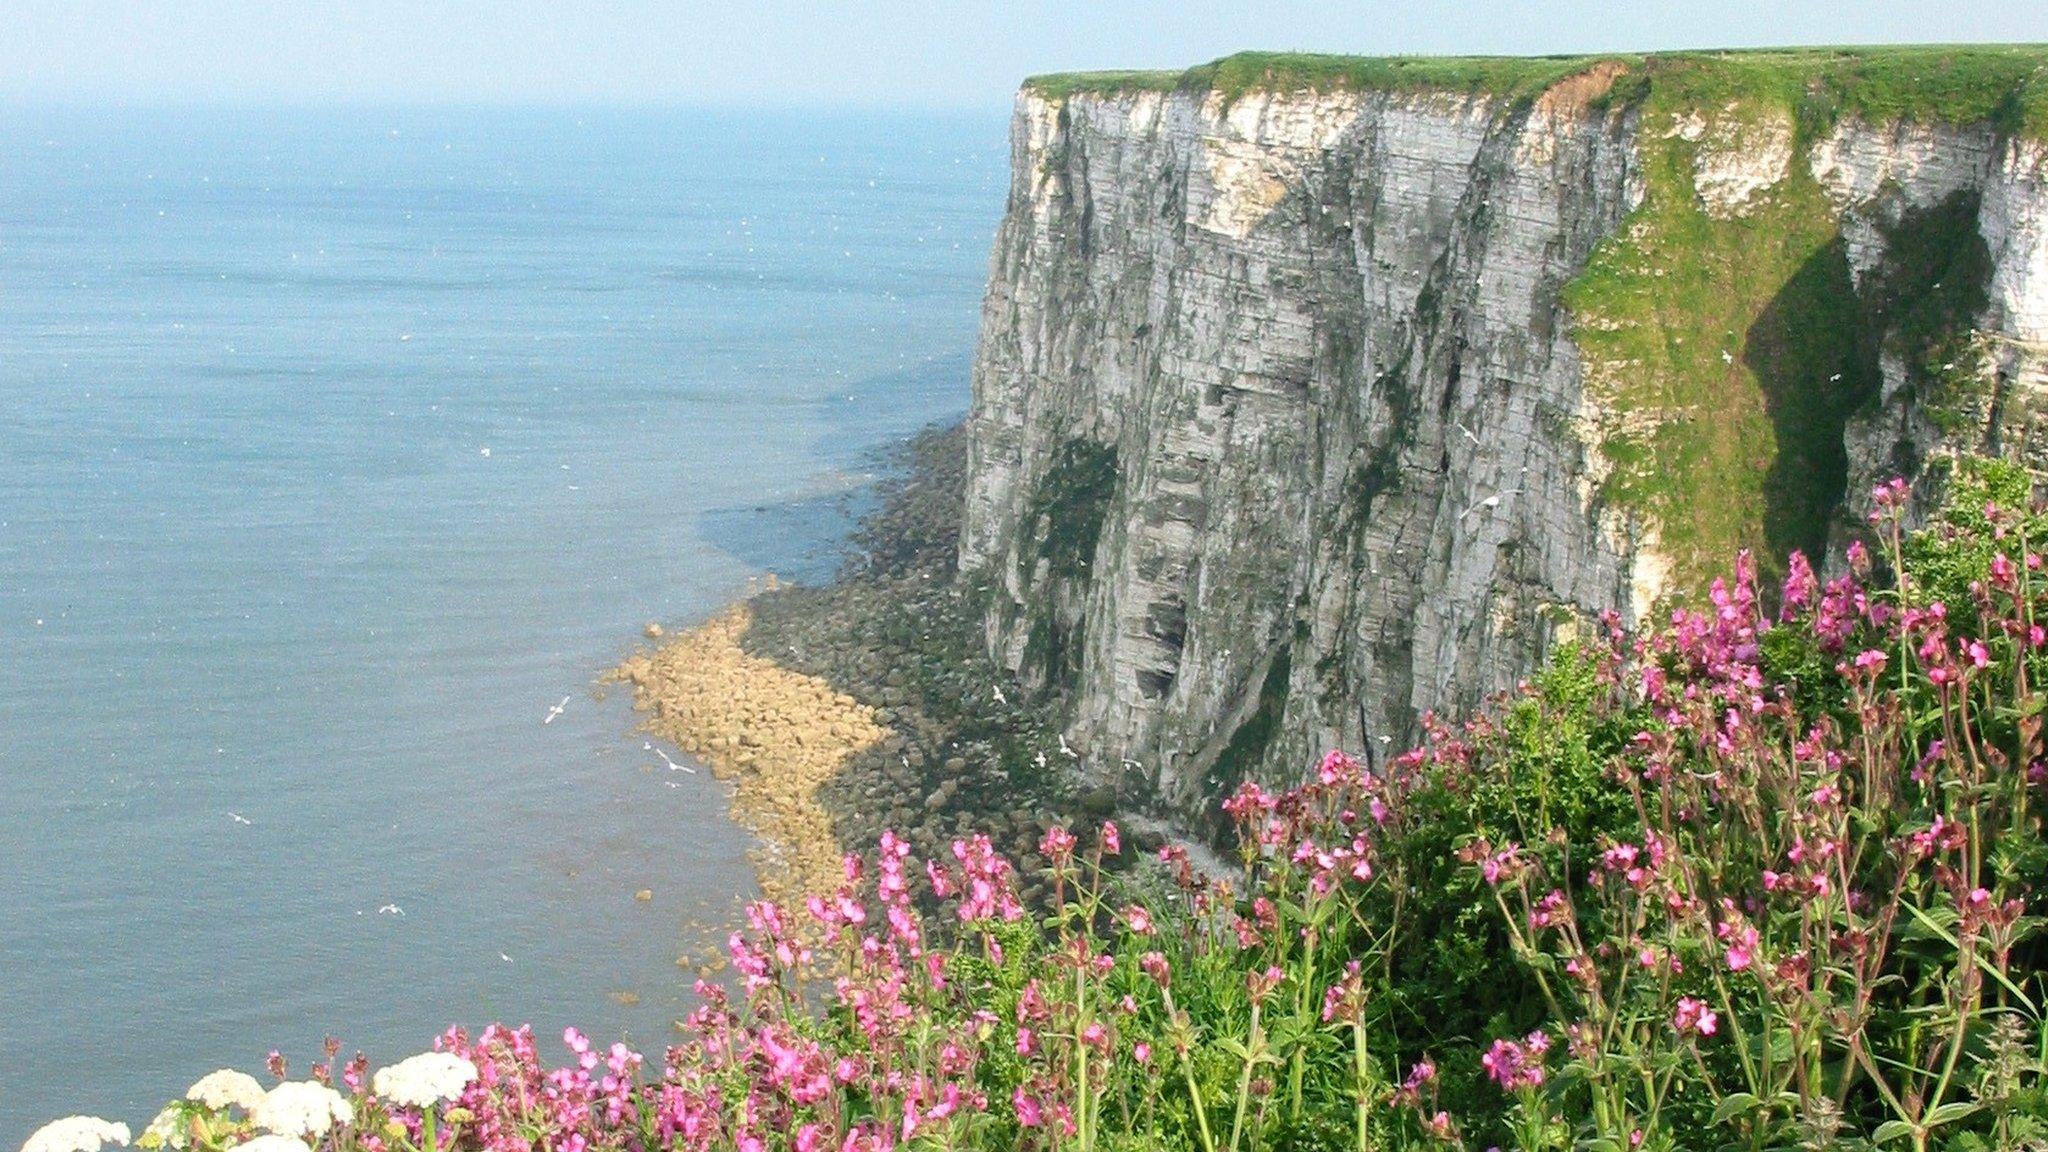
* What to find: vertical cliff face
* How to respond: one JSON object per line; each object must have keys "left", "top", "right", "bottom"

{"left": 960, "top": 51, "right": 2048, "bottom": 819}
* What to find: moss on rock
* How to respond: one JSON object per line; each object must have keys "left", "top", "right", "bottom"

{"left": 1020, "top": 439, "right": 1119, "bottom": 588}
{"left": 1206, "top": 642, "right": 1293, "bottom": 807}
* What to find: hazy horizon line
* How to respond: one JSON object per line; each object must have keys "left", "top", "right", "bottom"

{"left": 4, "top": 37, "right": 2045, "bottom": 116}
{"left": 0, "top": 95, "right": 1023, "bottom": 115}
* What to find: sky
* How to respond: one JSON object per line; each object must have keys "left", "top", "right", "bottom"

{"left": 0, "top": 1, "right": 2042, "bottom": 108}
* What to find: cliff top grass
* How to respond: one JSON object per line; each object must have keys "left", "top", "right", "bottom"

{"left": 1023, "top": 51, "right": 1620, "bottom": 103}
{"left": 1026, "top": 45, "right": 2048, "bottom": 135}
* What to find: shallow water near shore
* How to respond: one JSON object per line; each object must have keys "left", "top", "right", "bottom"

{"left": 0, "top": 105, "right": 1002, "bottom": 1139}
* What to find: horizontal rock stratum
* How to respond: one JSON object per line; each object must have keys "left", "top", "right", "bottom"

{"left": 959, "top": 47, "right": 2048, "bottom": 818}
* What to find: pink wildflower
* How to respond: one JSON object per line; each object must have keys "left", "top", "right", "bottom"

{"left": 1039, "top": 826, "right": 1076, "bottom": 865}
{"left": 1139, "top": 951, "right": 1171, "bottom": 988}
{"left": 1718, "top": 919, "right": 1759, "bottom": 972}
{"left": 1528, "top": 889, "right": 1567, "bottom": 929}
{"left": 1480, "top": 1033, "right": 1548, "bottom": 1091}
{"left": 1673, "top": 996, "right": 1719, "bottom": 1037}
{"left": 1013, "top": 1089, "right": 1042, "bottom": 1129}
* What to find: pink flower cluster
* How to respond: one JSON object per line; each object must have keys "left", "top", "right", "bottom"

{"left": 1671, "top": 997, "right": 1718, "bottom": 1038}
{"left": 1480, "top": 1032, "right": 1551, "bottom": 1092}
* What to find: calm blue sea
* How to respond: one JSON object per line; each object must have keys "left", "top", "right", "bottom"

{"left": 0, "top": 106, "right": 1004, "bottom": 1139}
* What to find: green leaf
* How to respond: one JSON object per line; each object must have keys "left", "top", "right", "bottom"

{"left": 1924, "top": 1101, "right": 1980, "bottom": 1129}
{"left": 1766, "top": 1029, "right": 1797, "bottom": 1063}
{"left": 1710, "top": 1092, "right": 1762, "bottom": 1125}
{"left": 1873, "top": 1120, "right": 1918, "bottom": 1144}
{"left": 1947, "top": 1130, "right": 1992, "bottom": 1152}
{"left": 1902, "top": 901, "right": 2040, "bottom": 1014}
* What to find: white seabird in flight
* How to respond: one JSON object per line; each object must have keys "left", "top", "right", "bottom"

{"left": 653, "top": 746, "right": 696, "bottom": 774}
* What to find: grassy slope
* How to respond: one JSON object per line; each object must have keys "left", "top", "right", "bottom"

{"left": 1024, "top": 46, "right": 2047, "bottom": 594}
{"left": 1564, "top": 52, "right": 2030, "bottom": 589}
{"left": 1565, "top": 58, "right": 1866, "bottom": 585}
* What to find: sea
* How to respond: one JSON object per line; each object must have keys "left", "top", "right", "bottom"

{"left": 0, "top": 105, "right": 1006, "bottom": 1140}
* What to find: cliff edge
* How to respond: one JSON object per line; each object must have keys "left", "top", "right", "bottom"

{"left": 959, "top": 47, "right": 2048, "bottom": 819}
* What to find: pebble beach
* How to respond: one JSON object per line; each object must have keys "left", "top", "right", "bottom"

{"left": 611, "top": 603, "right": 889, "bottom": 912}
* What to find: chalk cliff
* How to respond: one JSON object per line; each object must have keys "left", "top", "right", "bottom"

{"left": 958, "top": 50, "right": 2048, "bottom": 818}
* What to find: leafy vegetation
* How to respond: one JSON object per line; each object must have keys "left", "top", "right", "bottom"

{"left": 74, "top": 463, "right": 2048, "bottom": 1152}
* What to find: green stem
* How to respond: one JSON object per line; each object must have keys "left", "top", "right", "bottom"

{"left": 1289, "top": 922, "right": 1318, "bottom": 1122}
{"left": 1228, "top": 1003, "right": 1263, "bottom": 1152}
{"left": 1164, "top": 983, "right": 1218, "bottom": 1152}
{"left": 1351, "top": 1018, "right": 1374, "bottom": 1152}
{"left": 1926, "top": 959, "right": 1978, "bottom": 1123}
{"left": 1075, "top": 963, "right": 1092, "bottom": 1152}
{"left": 1179, "top": 1052, "right": 1218, "bottom": 1152}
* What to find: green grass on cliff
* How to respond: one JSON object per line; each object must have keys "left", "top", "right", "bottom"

{"left": 1025, "top": 50, "right": 1627, "bottom": 104}
{"left": 1027, "top": 46, "right": 2048, "bottom": 132}
{"left": 1564, "top": 51, "right": 2015, "bottom": 593}
{"left": 1564, "top": 56, "right": 1867, "bottom": 586}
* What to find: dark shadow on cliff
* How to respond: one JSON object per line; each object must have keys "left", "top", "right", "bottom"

{"left": 1742, "top": 234, "right": 1875, "bottom": 566}
{"left": 1742, "top": 191, "right": 1993, "bottom": 568}
{"left": 1854, "top": 191, "right": 1994, "bottom": 465}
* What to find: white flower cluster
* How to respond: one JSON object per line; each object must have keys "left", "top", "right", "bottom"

{"left": 370, "top": 1053, "right": 478, "bottom": 1109}
{"left": 21, "top": 1117, "right": 130, "bottom": 1152}
{"left": 250, "top": 1082, "right": 350, "bottom": 1139}
{"left": 185, "top": 1071, "right": 266, "bottom": 1113}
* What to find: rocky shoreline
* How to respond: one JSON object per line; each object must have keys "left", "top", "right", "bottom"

{"left": 614, "top": 423, "right": 1152, "bottom": 912}
{"left": 609, "top": 603, "right": 889, "bottom": 912}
